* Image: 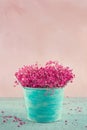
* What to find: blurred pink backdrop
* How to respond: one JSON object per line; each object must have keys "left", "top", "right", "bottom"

{"left": 0, "top": 0, "right": 87, "bottom": 97}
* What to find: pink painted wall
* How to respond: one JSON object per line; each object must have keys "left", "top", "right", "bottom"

{"left": 0, "top": 0, "right": 87, "bottom": 97}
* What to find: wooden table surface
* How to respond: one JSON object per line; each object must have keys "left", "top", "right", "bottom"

{"left": 0, "top": 98, "right": 87, "bottom": 130}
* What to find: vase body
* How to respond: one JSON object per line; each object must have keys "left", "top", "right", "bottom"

{"left": 23, "top": 87, "right": 64, "bottom": 123}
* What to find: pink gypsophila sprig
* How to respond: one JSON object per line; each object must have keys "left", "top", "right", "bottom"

{"left": 15, "top": 61, "right": 75, "bottom": 88}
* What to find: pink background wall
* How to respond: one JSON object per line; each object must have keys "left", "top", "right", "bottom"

{"left": 0, "top": 0, "right": 87, "bottom": 97}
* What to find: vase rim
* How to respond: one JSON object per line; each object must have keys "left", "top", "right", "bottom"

{"left": 23, "top": 87, "right": 64, "bottom": 90}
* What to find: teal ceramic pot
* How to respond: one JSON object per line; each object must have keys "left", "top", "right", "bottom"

{"left": 23, "top": 87, "right": 64, "bottom": 123}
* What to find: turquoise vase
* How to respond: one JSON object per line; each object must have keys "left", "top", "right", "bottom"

{"left": 23, "top": 87, "right": 64, "bottom": 123}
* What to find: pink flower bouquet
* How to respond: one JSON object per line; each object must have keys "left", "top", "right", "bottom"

{"left": 15, "top": 61, "right": 75, "bottom": 88}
